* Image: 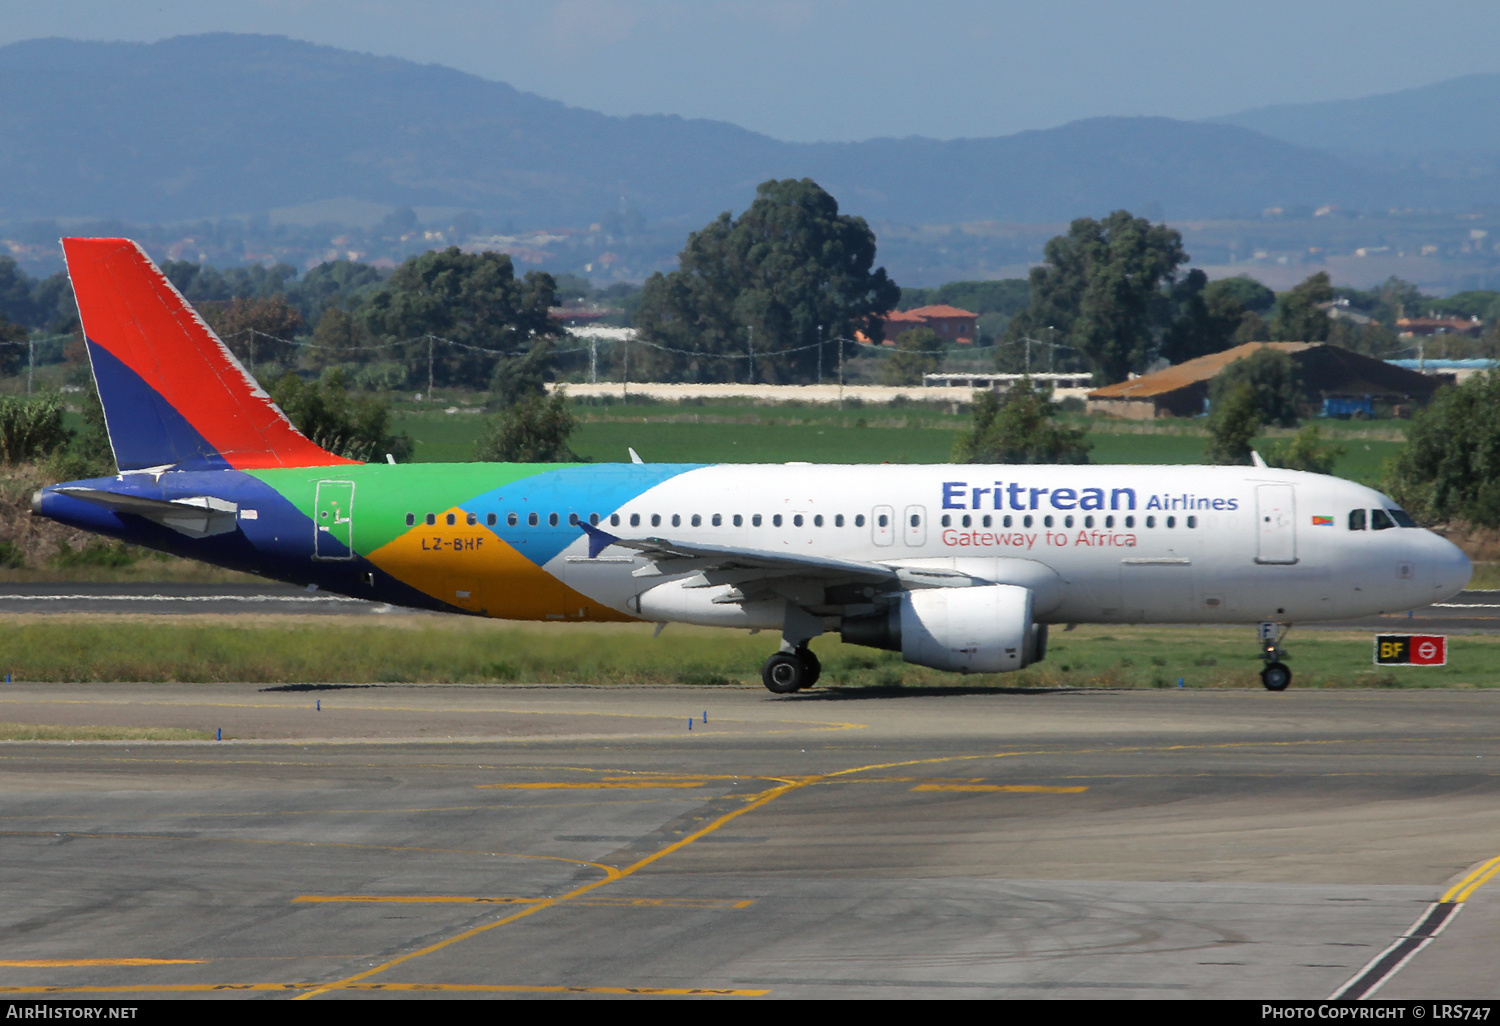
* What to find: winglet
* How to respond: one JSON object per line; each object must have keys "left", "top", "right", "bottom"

{"left": 578, "top": 520, "right": 621, "bottom": 558}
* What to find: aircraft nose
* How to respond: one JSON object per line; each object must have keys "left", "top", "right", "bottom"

{"left": 1424, "top": 532, "right": 1472, "bottom": 601}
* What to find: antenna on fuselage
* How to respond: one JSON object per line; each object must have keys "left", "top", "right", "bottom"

{"left": 628, "top": 447, "right": 644, "bottom": 464}
{"left": 1251, "top": 451, "right": 1268, "bottom": 468}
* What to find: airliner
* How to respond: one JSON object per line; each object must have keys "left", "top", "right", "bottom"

{"left": 31, "top": 239, "right": 1473, "bottom": 693}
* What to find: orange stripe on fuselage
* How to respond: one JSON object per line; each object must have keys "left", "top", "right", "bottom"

{"left": 366, "top": 507, "right": 633, "bottom": 622}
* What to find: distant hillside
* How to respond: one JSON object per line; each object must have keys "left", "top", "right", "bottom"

{"left": 1212, "top": 74, "right": 1500, "bottom": 158}
{"left": 0, "top": 33, "right": 1491, "bottom": 230}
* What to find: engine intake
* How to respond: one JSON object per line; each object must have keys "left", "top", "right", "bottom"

{"left": 841, "top": 584, "right": 1044, "bottom": 674}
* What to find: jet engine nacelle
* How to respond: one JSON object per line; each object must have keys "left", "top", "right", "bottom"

{"left": 841, "top": 584, "right": 1044, "bottom": 674}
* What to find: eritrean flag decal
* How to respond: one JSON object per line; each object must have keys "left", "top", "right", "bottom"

{"left": 1312, "top": 515, "right": 1334, "bottom": 527}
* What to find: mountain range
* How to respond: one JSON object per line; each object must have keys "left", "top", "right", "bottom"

{"left": 3, "top": 34, "right": 1499, "bottom": 231}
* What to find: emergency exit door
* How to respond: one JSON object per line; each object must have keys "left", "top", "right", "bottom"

{"left": 1255, "top": 484, "right": 1297, "bottom": 565}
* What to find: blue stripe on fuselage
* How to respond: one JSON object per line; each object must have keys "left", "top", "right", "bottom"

{"left": 460, "top": 463, "right": 702, "bottom": 566}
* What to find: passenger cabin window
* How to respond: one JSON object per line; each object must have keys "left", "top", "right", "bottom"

{"left": 589, "top": 513, "right": 600, "bottom": 526}
{"left": 733, "top": 514, "right": 743, "bottom": 527}
{"left": 425, "top": 513, "right": 436, "bottom": 526}
{"left": 1389, "top": 508, "right": 1418, "bottom": 528}
{"left": 910, "top": 514, "right": 921, "bottom": 527}
{"left": 1043, "top": 515, "right": 1054, "bottom": 528}
{"left": 631, "top": 514, "right": 641, "bottom": 527}
{"left": 486, "top": 513, "right": 496, "bottom": 526}
{"left": 814, "top": 515, "right": 823, "bottom": 527}
{"left": 691, "top": 514, "right": 701, "bottom": 527}
{"left": 877, "top": 514, "right": 888, "bottom": 528}
{"left": 712, "top": 514, "right": 722, "bottom": 527}
{"left": 773, "top": 514, "right": 783, "bottom": 527}
{"left": 855, "top": 514, "right": 866, "bottom": 527}
{"left": 671, "top": 514, "right": 681, "bottom": 527}
{"left": 1370, "top": 509, "right": 1395, "bottom": 530}
{"left": 569, "top": 513, "right": 580, "bottom": 526}
{"left": 753, "top": 514, "right": 763, "bottom": 527}
{"left": 467, "top": 513, "right": 477, "bottom": 526}
{"left": 548, "top": 513, "right": 559, "bottom": 527}
{"left": 1023, "top": 515, "right": 1033, "bottom": 528}
{"left": 982, "top": 515, "right": 992, "bottom": 528}
{"left": 611, "top": 514, "right": 621, "bottom": 527}
{"left": 1186, "top": 516, "right": 1197, "bottom": 528}
{"left": 651, "top": 514, "right": 661, "bottom": 527}
{"left": 793, "top": 514, "right": 804, "bottom": 527}
{"left": 446, "top": 513, "right": 456, "bottom": 526}
{"left": 1165, "top": 516, "right": 1175, "bottom": 528}
{"left": 406, "top": 513, "right": 415, "bottom": 526}
{"left": 528, "top": 512, "right": 539, "bottom": 526}
{"left": 941, "top": 514, "right": 952, "bottom": 527}
{"left": 1145, "top": 516, "right": 1156, "bottom": 528}
{"left": 508, "top": 513, "right": 519, "bottom": 527}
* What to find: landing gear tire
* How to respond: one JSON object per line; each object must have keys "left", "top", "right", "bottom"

{"left": 1261, "top": 662, "right": 1292, "bottom": 692}
{"left": 762, "top": 651, "right": 814, "bottom": 694}
{"left": 800, "top": 648, "right": 822, "bottom": 687}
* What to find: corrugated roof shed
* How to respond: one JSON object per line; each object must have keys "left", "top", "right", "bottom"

{"left": 1087, "top": 342, "right": 1441, "bottom": 419}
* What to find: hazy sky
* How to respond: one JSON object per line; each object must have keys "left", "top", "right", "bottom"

{"left": 4, "top": 0, "right": 1499, "bottom": 142}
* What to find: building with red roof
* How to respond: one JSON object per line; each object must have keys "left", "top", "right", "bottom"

{"left": 858, "top": 304, "right": 978, "bottom": 345}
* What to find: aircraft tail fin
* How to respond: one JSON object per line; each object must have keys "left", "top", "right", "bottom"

{"left": 61, "top": 237, "right": 358, "bottom": 473}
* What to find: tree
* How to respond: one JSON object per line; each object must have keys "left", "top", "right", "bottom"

{"left": 1270, "top": 272, "right": 1334, "bottom": 341}
{"left": 1386, "top": 372, "right": 1500, "bottom": 526}
{"left": 363, "top": 248, "right": 557, "bottom": 389}
{"left": 1211, "top": 347, "right": 1303, "bottom": 428}
{"left": 474, "top": 389, "right": 580, "bottom": 463}
{"left": 199, "top": 295, "right": 304, "bottom": 368}
{"left": 882, "top": 328, "right": 941, "bottom": 386}
{"left": 488, "top": 339, "right": 555, "bottom": 409}
{"left": 633, "top": 179, "right": 900, "bottom": 384}
{"left": 1205, "top": 383, "right": 1262, "bottom": 466}
{"left": 0, "top": 312, "right": 27, "bottom": 377}
{"left": 307, "top": 306, "right": 366, "bottom": 372}
{"left": 1007, "top": 211, "right": 1187, "bottom": 383}
{"left": 269, "top": 371, "right": 412, "bottom": 463}
{"left": 1264, "top": 425, "right": 1345, "bottom": 474}
{"left": 1161, "top": 269, "right": 1252, "bottom": 363}
{"left": 952, "top": 379, "right": 1091, "bottom": 464}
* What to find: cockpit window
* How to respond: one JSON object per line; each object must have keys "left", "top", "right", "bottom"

{"left": 1388, "top": 508, "right": 1418, "bottom": 528}
{"left": 1370, "top": 508, "right": 1395, "bottom": 531}
{"left": 1348, "top": 509, "right": 1366, "bottom": 531}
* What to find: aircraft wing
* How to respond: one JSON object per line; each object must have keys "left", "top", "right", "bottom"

{"left": 53, "top": 487, "right": 240, "bottom": 538}
{"left": 579, "top": 522, "right": 972, "bottom": 588}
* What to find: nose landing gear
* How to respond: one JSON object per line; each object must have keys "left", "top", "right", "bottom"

{"left": 1259, "top": 622, "right": 1292, "bottom": 691}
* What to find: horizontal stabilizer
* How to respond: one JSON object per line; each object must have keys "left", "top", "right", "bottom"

{"left": 54, "top": 487, "right": 240, "bottom": 538}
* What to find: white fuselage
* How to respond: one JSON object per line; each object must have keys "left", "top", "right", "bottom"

{"left": 551, "top": 464, "right": 1471, "bottom": 628}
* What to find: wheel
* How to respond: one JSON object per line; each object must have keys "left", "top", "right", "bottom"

{"left": 799, "top": 648, "right": 822, "bottom": 687}
{"left": 762, "top": 652, "right": 809, "bottom": 694}
{"left": 1261, "top": 661, "right": 1292, "bottom": 692}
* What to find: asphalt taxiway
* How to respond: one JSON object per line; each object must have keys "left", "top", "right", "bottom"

{"left": 0, "top": 683, "right": 1497, "bottom": 999}
{"left": 1, "top": 583, "right": 1496, "bottom": 634}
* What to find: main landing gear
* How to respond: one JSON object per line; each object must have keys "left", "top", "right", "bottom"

{"left": 762, "top": 647, "right": 821, "bottom": 694}
{"left": 1259, "top": 622, "right": 1292, "bottom": 692}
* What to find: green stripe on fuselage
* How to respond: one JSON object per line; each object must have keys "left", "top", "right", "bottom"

{"left": 249, "top": 463, "right": 582, "bottom": 558}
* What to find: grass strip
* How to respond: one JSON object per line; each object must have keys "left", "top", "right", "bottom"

{"left": 0, "top": 618, "right": 1493, "bottom": 690}
{"left": 0, "top": 722, "right": 212, "bottom": 741}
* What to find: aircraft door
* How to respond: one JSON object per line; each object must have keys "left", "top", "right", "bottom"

{"left": 1255, "top": 484, "right": 1297, "bottom": 565}
{"left": 872, "top": 505, "right": 895, "bottom": 547}
{"left": 904, "top": 505, "right": 927, "bottom": 547}
{"left": 314, "top": 480, "right": 355, "bottom": 559}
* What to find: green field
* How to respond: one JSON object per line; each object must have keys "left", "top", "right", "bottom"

{"left": 0, "top": 618, "right": 1488, "bottom": 690}
{"left": 393, "top": 400, "right": 1405, "bottom": 484}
